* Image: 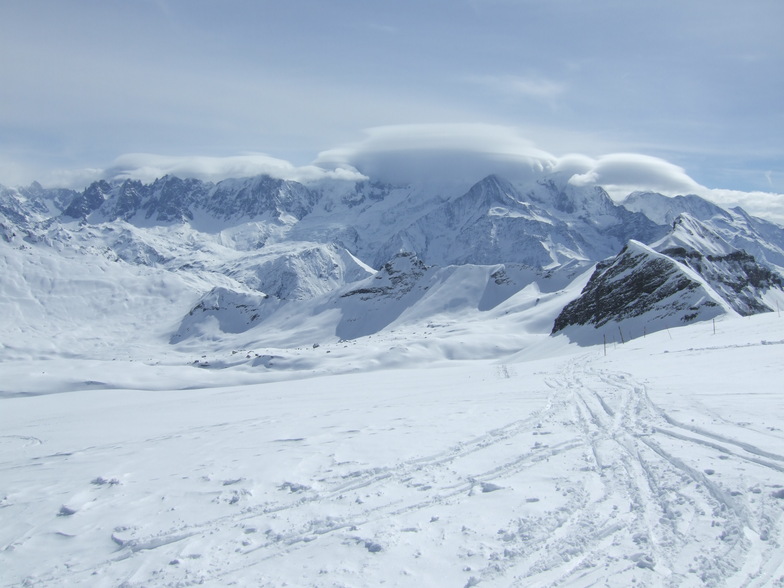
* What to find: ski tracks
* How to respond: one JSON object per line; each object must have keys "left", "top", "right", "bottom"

{"left": 5, "top": 355, "right": 784, "bottom": 587}
{"left": 531, "top": 354, "right": 784, "bottom": 588}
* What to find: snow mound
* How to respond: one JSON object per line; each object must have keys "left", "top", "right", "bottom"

{"left": 171, "top": 287, "right": 278, "bottom": 343}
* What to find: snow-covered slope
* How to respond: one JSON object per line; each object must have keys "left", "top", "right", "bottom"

{"left": 652, "top": 213, "right": 737, "bottom": 258}
{"left": 2, "top": 305, "right": 783, "bottom": 587}
{"left": 0, "top": 235, "right": 204, "bottom": 362}
{"left": 166, "top": 251, "right": 590, "bottom": 352}
{"left": 374, "top": 175, "right": 664, "bottom": 268}
{"left": 622, "top": 191, "right": 730, "bottom": 226}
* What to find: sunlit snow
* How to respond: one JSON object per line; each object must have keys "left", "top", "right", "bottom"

{"left": 2, "top": 174, "right": 784, "bottom": 587}
{"left": 2, "top": 292, "right": 784, "bottom": 587}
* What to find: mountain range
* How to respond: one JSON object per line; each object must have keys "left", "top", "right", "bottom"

{"left": 2, "top": 170, "right": 784, "bottom": 360}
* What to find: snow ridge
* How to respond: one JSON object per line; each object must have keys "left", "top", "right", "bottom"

{"left": 1, "top": 172, "right": 784, "bottom": 354}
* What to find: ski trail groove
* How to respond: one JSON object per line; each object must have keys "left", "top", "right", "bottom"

{"left": 8, "top": 354, "right": 783, "bottom": 588}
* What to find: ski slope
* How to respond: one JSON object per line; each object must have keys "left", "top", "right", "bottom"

{"left": 2, "top": 314, "right": 783, "bottom": 587}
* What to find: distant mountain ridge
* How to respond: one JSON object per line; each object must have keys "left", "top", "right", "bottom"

{"left": 2, "top": 170, "right": 783, "bottom": 349}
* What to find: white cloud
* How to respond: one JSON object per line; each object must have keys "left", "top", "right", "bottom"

{"left": 315, "top": 124, "right": 557, "bottom": 186}
{"left": 567, "top": 153, "right": 702, "bottom": 194}
{"left": 0, "top": 155, "right": 104, "bottom": 191}
{"left": 315, "top": 124, "right": 702, "bottom": 196}
{"left": 41, "top": 168, "right": 106, "bottom": 190}
{"left": 6, "top": 122, "right": 783, "bottom": 225}
{"left": 696, "top": 188, "right": 784, "bottom": 225}
{"left": 104, "top": 153, "right": 366, "bottom": 185}
{"left": 551, "top": 153, "right": 595, "bottom": 176}
{"left": 315, "top": 124, "right": 784, "bottom": 223}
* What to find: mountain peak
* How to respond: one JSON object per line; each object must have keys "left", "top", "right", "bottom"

{"left": 622, "top": 191, "right": 729, "bottom": 226}
{"left": 652, "top": 213, "right": 735, "bottom": 257}
{"left": 4, "top": 170, "right": 783, "bottom": 352}
{"left": 552, "top": 240, "right": 730, "bottom": 344}
{"left": 62, "top": 179, "right": 111, "bottom": 219}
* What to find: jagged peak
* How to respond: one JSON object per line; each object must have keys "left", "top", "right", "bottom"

{"left": 529, "top": 174, "right": 616, "bottom": 216}
{"left": 464, "top": 174, "right": 520, "bottom": 203}
{"left": 552, "top": 238, "right": 731, "bottom": 344}
{"left": 380, "top": 251, "right": 428, "bottom": 276}
{"left": 652, "top": 213, "right": 736, "bottom": 258}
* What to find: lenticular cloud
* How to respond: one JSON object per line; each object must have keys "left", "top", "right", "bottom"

{"left": 102, "top": 137, "right": 704, "bottom": 200}
{"left": 314, "top": 124, "right": 705, "bottom": 197}
{"left": 567, "top": 153, "right": 702, "bottom": 194}
{"left": 314, "top": 124, "right": 558, "bottom": 185}
{"left": 59, "top": 123, "right": 783, "bottom": 222}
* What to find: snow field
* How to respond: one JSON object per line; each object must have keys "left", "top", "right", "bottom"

{"left": 2, "top": 314, "right": 784, "bottom": 587}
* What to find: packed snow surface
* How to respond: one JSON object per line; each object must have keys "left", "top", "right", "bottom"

{"left": 2, "top": 313, "right": 784, "bottom": 587}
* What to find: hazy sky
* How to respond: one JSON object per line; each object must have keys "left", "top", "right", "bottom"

{"left": 1, "top": 0, "right": 782, "bottom": 215}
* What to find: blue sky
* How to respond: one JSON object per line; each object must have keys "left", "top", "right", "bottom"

{"left": 1, "top": 0, "right": 782, "bottom": 216}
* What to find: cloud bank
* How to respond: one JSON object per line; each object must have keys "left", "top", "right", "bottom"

{"left": 314, "top": 124, "right": 784, "bottom": 221}
{"left": 563, "top": 153, "right": 702, "bottom": 195}
{"left": 314, "top": 124, "right": 557, "bottom": 186}
{"left": 10, "top": 124, "right": 783, "bottom": 223}
{"left": 105, "top": 153, "right": 366, "bottom": 185}
{"left": 316, "top": 124, "right": 702, "bottom": 195}
{"left": 7, "top": 153, "right": 365, "bottom": 191}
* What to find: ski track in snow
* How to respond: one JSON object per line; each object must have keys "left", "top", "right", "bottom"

{"left": 547, "top": 356, "right": 784, "bottom": 587}
{"left": 2, "top": 352, "right": 784, "bottom": 587}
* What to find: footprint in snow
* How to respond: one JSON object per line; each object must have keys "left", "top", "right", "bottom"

{"left": 480, "top": 482, "right": 503, "bottom": 493}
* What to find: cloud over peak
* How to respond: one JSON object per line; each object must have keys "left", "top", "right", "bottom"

{"left": 105, "top": 153, "right": 366, "bottom": 186}
{"left": 566, "top": 153, "right": 702, "bottom": 194}
{"left": 316, "top": 124, "right": 702, "bottom": 195}
{"left": 314, "top": 124, "right": 784, "bottom": 221}
{"left": 9, "top": 123, "right": 783, "bottom": 223}
{"left": 315, "top": 124, "right": 557, "bottom": 185}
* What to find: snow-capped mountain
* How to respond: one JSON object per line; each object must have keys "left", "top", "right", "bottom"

{"left": 624, "top": 190, "right": 784, "bottom": 269}
{"left": 372, "top": 174, "right": 664, "bottom": 267}
{"left": 553, "top": 211, "right": 784, "bottom": 343}
{"left": 622, "top": 191, "right": 730, "bottom": 226}
{"left": 653, "top": 214, "right": 783, "bottom": 316}
{"left": 2, "top": 170, "right": 783, "bottom": 354}
{"left": 5, "top": 169, "right": 784, "bottom": 587}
